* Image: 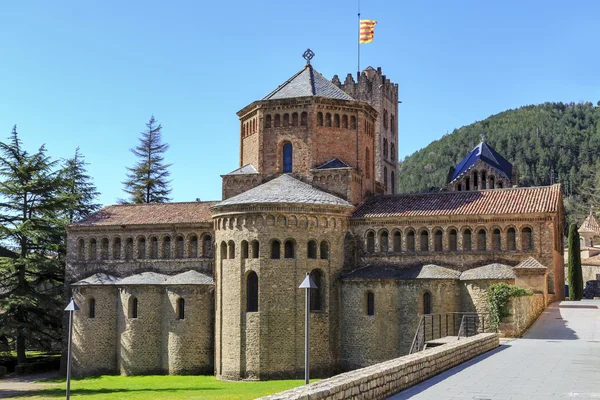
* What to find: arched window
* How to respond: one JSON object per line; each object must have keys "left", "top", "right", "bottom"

{"left": 177, "top": 298, "right": 185, "bottom": 320}
{"left": 88, "top": 297, "right": 96, "bottom": 318}
{"left": 342, "top": 115, "right": 348, "bottom": 128}
{"left": 265, "top": 115, "right": 271, "bottom": 128}
{"left": 465, "top": 177, "right": 470, "bottom": 191}
{"left": 449, "top": 229, "right": 458, "bottom": 251}
{"left": 423, "top": 292, "right": 432, "bottom": 315}
{"left": 175, "top": 235, "right": 184, "bottom": 259}
{"left": 477, "top": 229, "right": 487, "bottom": 250}
{"left": 366, "top": 291, "right": 375, "bottom": 316}
{"left": 113, "top": 237, "right": 121, "bottom": 260}
{"left": 384, "top": 167, "right": 388, "bottom": 190}
{"left": 420, "top": 230, "right": 429, "bottom": 251}
{"left": 490, "top": 176, "right": 495, "bottom": 189}
{"left": 317, "top": 112, "right": 323, "bottom": 126}
{"left": 125, "top": 238, "right": 134, "bottom": 260}
{"left": 393, "top": 231, "right": 401, "bottom": 252}
{"left": 325, "top": 113, "right": 332, "bottom": 127}
{"left": 241, "top": 240, "right": 249, "bottom": 259}
{"left": 307, "top": 240, "right": 317, "bottom": 259}
{"left": 162, "top": 236, "right": 171, "bottom": 259}
{"left": 383, "top": 109, "right": 388, "bottom": 129}
{"left": 434, "top": 230, "right": 443, "bottom": 251}
{"left": 521, "top": 227, "right": 533, "bottom": 250}
{"left": 292, "top": 112, "right": 298, "bottom": 126}
{"left": 320, "top": 241, "right": 329, "bottom": 259}
{"left": 271, "top": 240, "right": 281, "bottom": 259}
{"left": 350, "top": 115, "right": 357, "bottom": 129}
{"left": 492, "top": 229, "right": 501, "bottom": 250}
{"left": 251, "top": 240, "right": 259, "bottom": 259}
{"left": 310, "top": 270, "right": 324, "bottom": 312}
{"left": 220, "top": 241, "right": 227, "bottom": 260}
{"left": 300, "top": 112, "right": 307, "bottom": 126}
{"left": 457, "top": 183, "right": 462, "bottom": 191}
{"left": 365, "top": 148, "right": 371, "bottom": 179}
{"left": 137, "top": 237, "right": 145, "bottom": 259}
{"left": 283, "top": 113, "right": 289, "bottom": 127}
{"left": 473, "top": 171, "right": 479, "bottom": 189}
{"left": 366, "top": 231, "right": 375, "bottom": 253}
{"left": 202, "top": 235, "right": 211, "bottom": 257}
{"left": 150, "top": 237, "right": 158, "bottom": 259}
{"left": 334, "top": 114, "right": 340, "bottom": 128}
{"left": 507, "top": 228, "right": 516, "bottom": 250}
{"left": 100, "top": 238, "right": 108, "bottom": 260}
{"left": 246, "top": 272, "right": 258, "bottom": 312}
{"left": 380, "top": 231, "right": 389, "bottom": 252}
{"left": 129, "top": 297, "right": 138, "bottom": 319}
{"left": 383, "top": 139, "right": 388, "bottom": 159}
{"left": 274, "top": 114, "right": 280, "bottom": 127}
{"left": 282, "top": 143, "right": 293, "bottom": 173}
{"left": 188, "top": 235, "right": 198, "bottom": 258}
{"left": 407, "top": 230, "right": 415, "bottom": 251}
{"left": 481, "top": 171, "right": 487, "bottom": 189}
{"left": 89, "top": 238, "right": 97, "bottom": 260}
{"left": 390, "top": 115, "right": 395, "bottom": 133}
{"left": 228, "top": 241, "right": 235, "bottom": 259}
{"left": 391, "top": 171, "right": 395, "bottom": 194}
{"left": 284, "top": 240, "right": 295, "bottom": 259}
{"left": 463, "top": 229, "right": 472, "bottom": 251}
{"left": 497, "top": 181, "right": 503, "bottom": 188}
{"left": 391, "top": 143, "right": 395, "bottom": 161}
{"left": 77, "top": 239, "right": 85, "bottom": 260}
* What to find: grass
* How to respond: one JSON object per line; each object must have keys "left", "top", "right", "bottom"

{"left": 8, "top": 375, "right": 308, "bottom": 400}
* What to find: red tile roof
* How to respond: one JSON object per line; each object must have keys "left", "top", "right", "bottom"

{"left": 71, "top": 201, "right": 218, "bottom": 227}
{"left": 353, "top": 185, "right": 561, "bottom": 219}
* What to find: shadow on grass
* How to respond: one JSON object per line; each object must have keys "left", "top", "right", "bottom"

{"left": 0, "top": 387, "right": 222, "bottom": 398}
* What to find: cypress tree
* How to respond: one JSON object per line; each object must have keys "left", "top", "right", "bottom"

{"left": 122, "top": 116, "right": 172, "bottom": 203}
{"left": 567, "top": 222, "right": 582, "bottom": 300}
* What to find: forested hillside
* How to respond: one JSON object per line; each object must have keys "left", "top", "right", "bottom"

{"left": 397, "top": 102, "right": 600, "bottom": 229}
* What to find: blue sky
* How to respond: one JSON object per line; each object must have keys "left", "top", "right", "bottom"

{"left": 1, "top": 1, "right": 599, "bottom": 206}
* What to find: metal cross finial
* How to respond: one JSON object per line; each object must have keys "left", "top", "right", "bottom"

{"left": 303, "top": 49, "right": 315, "bottom": 64}
{"left": 480, "top": 132, "right": 486, "bottom": 142}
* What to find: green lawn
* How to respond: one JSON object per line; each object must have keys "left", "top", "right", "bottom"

{"left": 12, "top": 375, "right": 307, "bottom": 400}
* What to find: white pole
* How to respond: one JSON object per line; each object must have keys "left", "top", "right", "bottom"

{"left": 66, "top": 309, "right": 73, "bottom": 400}
{"left": 305, "top": 285, "right": 310, "bottom": 385}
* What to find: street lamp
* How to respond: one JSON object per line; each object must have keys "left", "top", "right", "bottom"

{"left": 64, "top": 297, "right": 79, "bottom": 400}
{"left": 299, "top": 272, "right": 317, "bottom": 385}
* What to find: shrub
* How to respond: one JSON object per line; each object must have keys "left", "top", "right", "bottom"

{"left": 488, "top": 282, "right": 533, "bottom": 331}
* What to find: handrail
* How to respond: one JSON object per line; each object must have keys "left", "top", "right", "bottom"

{"left": 409, "top": 315, "right": 425, "bottom": 354}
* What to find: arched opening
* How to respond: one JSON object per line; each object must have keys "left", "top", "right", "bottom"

{"left": 220, "top": 241, "right": 227, "bottom": 260}
{"left": 100, "top": 238, "right": 108, "bottom": 260}
{"left": 283, "top": 113, "right": 289, "bottom": 127}
{"left": 366, "top": 291, "right": 375, "bottom": 316}
{"left": 492, "top": 229, "right": 501, "bottom": 250}
{"left": 383, "top": 109, "right": 388, "bottom": 129}
{"left": 77, "top": 239, "right": 85, "bottom": 261}
{"left": 463, "top": 229, "right": 472, "bottom": 251}
{"left": 251, "top": 240, "right": 259, "bottom": 259}
{"left": 434, "top": 230, "right": 443, "bottom": 251}
{"left": 307, "top": 240, "right": 317, "bottom": 259}
{"left": 391, "top": 143, "right": 395, "bottom": 162}
{"left": 125, "top": 238, "right": 134, "bottom": 259}
{"left": 481, "top": 171, "right": 487, "bottom": 189}
{"left": 265, "top": 115, "right": 271, "bottom": 128}
{"left": 129, "top": 296, "right": 138, "bottom": 319}
{"left": 310, "top": 269, "right": 324, "bottom": 312}
{"left": 320, "top": 241, "right": 329, "bottom": 259}
{"left": 150, "top": 237, "right": 158, "bottom": 259}
{"left": 274, "top": 114, "right": 280, "bottom": 127}
{"left": 241, "top": 240, "right": 249, "bottom": 259}
{"left": 175, "top": 235, "right": 184, "bottom": 259}
{"left": 162, "top": 236, "right": 171, "bottom": 259}
{"left": 301, "top": 112, "right": 307, "bottom": 126}
{"left": 112, "top": 237, "right": 121, "bottom": 260}
{"left": 334, "top": 114, "right": 340, "bottom": 128}
{"left": 137, "top": 237, "right": 145, "bottom": 259}
{"left": 465, "top": 177, "right": 470, "bottom": 191}
{"left": 449, "top": 229, "right": 458, "bottom": 251}
{"left": 497, "top": 181, "right": 503, "bottom": 188}
{"left": 490, "top": 175, "right": 495, "bottom": 189}
{"left": 407, "top": 230, "right": 415, "bottom": 251}
{"left": 457, "top": 183, "right": 462, "bottom": 191}
{"left": 228, "top": 241, "right": 235, "bottom": 259}
{"left": 282, "top": 142, "right": 293, "bottom": 173}
{"left": 366, "top": 231, "right": 375, "bottom": 253}
{"left": 271, "top": 240, "right": 281, "bottom": 259}
{"left": 202, "top": 235, "right": 211, "bottom": 257}
{"left": 379, "top": 231, "right": 389, "bottom": 252}
{"left": 342, "top": 114, "right": 348, "bottom": 128}
{"left": 88, "top": 297, "right": 96, "bottom": 318}
{"left": 383, "top": 139, "right": 388, "bottom": 159}
{"left": 246, "top": 272, "right": 258, "bottom": 312}
{"left": 325, "top": 113, "right": 332, "bottom": 127}
{"left": 284, "top": 240, "right": 295, "bottom": 259}
{"left": 177, "top": 298, "right": 185, "bottom": 320}
{"left": 507, "top": 228, "right": 516, "bottom": 250}
{"left": 391, "top": 171, "right": 395, "bottom": 194}
{"left": 477, "top": 229, "right": 487, "bottom": 250}
{"left": 292, "top": 112, "right": 298, "bottom": 126}
{"left": 384, "top": 166, "right": 388, "bottom": 190}
{"left": 521, "top": 227, "right": 533, "bottom": 250}
{"left": 365, "top": 148, "right": 371, "bottom": 179}
{"left": 350, "top": 115, "right": 357, "bottom": 129}
{"left": 188, "top": 235, "right": 199, "bottom": 258}
{"left": 423, "top": 292, "right": 432, "bottom": 315}
{"left": 420, "top": 230, "right": 429, "bottom": 251}
{"left": 473, "top": 171, "right": 479, "bottom": 189}
{"left": 391, "top": 115, "right": 395, "bottom": 133}
{"left": 317, "top": 112, "right": 323, "bottom": 126}
{"left": 393, "top": 231, "right": 401, "bottom": 252}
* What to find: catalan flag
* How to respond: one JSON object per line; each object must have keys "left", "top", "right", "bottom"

{"left": 360, "top": 19, "right": 377, "bottom": 44}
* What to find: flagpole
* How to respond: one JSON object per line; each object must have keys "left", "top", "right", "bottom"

{"left": 357, "top": 0, "right": 360, "bottom": 81}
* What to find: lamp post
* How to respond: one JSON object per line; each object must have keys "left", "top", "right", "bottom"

{"left": 299, "top": 272, "right": 317, "bottom": 385}
{"left": 64, "top": 297, "right": 79, "bottom": 400}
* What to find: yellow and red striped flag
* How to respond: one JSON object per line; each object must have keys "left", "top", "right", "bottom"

{"left": 360, "top": 19, "right": 377, "bottom": 44}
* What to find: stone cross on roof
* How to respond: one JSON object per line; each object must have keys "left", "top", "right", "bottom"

{"left": 303, "top": 48, "right": 314, "bottom": 65}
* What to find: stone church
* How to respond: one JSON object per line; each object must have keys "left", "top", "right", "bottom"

{"left": 66, "top": 57, "right": 565, "bottom": 380}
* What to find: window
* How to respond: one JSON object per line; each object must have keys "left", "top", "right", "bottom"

{"left": 391, "top": 143, "right": 395, "bottom": 162}
{"left": 473, "top": 171, "right": 479, "bottom": 189}
{"left": 463, "top": 229, "right": 472, "bottom": 251}
{"left": 393, "top": 231, "right": 401, "bottom": 252}
{"left": 325, "top": 113, "right": 332, "bottom": 127}
{"left": 366, "top": 231, "right": 375, "bottom": 253}
{"left": 317, "top": 112, "right": 323, "bottom": 126}
{"left": 300, "top": 112, "right": 307, "bottom": 126}
{"left": 391, "top": 115, "right": 395, "bottom": 134}
{"left": 284, "top": 240, "right": 295, "bottom": 259}
{"left": 423, "top": 292, "right": 432, "bottom": 315}
{"left": 125, "top": 238, "right": 134, "bottom": 259}
{"left": 383, "top": 139, "right": 388, "bottom": 159}
{"left": 113, "top": 237, "right": 121, "bottom": 260}
{"left": 137, "top": 237, "right": 145, "bottom": 259}
{"left": 490, "top": 176, "right": 495, "bottom": 189}
{"left": 449, "top": 229, "right": 458, "bottom": 251}
{"left": 307, "top": 240, "right": 317, "bottom": 259}
{"left": 310, "top": 270, "right": 324, "bottom": 311}
{"left": 89, "top": 238, "right": 97, "bottom": 260}
{"left": 129, "top": 297, "right": 138, "bottom": 319}
{"left": 481, "top": 171, "right": 487, "bottom": 189}
{"left": 228, "top": 241, "right": 235, "bottom": 259}
{"left": 420, "top": 230, "right": 429, "bottom": 251}
{"left": 77, "top": 239, "right": 85, "bottom": 261}
{"left": 274, "top": 114, "right": 280, "bottom": 127}
{"left": 271, "top": 240, "right": 281, "bottom": 259}
{"left": 507, "top": 228, "right": 516, "bottom": 250}
{"left": 342, "top": 115, "right": 348, "bottom": 128}
{"left": 466, "top": 177, "right": 470, "bottom": 191}
{"left": 457, "top": 183, "right": 462, "bottom": 191}
{"left": 334, "top": 114, "right": 340, "bottom": 128}
{"left": 265, "top": 115, "right": 271, "bottom": 128}
{"left": 521, "top": 227, "right": 533, "bottom": 250}
{"left": 477, "top": 229, "right": 487, "bottom": 250}
{"left": 383, "top": 109, "right": 388, "bottom": 129}
{"left": 175, "top": 236, "right": 184, "bottom": 259}
{"left": 88, "top": 298, "right": 96, "bottom": 318}
{"left": 391, "top": 171, "right": 395, "bottom": 194}
{"left": 283, "top": 113, "right": 289, "bottom": 127}
{"left": 434, "top": 230, "right": 443, "bottom": 251}
{"left": 365, "top": 148, "right": 371, "bottom": 179}
{"left": 366, "top": 292, "right": 375, "bottom": 316}
{"left": 497, "top": 181, "right": 503, "bottom": 188}
{"left": 320, "top": 241, "right": 329, "bottom": 259}
{"left": 246, "top": 272, "right": 258, "bottom": 312}
{"left": 241, "top": 240, "right": 249, "bottom": 259}
{"left": 380, "top": 231, "right": 389, "bottom": 252}
{"left": 177, "top": 298, "right": 185, "bottom": 320}
{"left": 292, "top": 112, "right": 298, "bottom": 126}
{"left": 220, "top": 241, "right": 227, "bottom": 259}
{"left": 384, "top": 167, "right": 388, "bottom": 190}
{"left": 189, "top": 235, "right": 199, "bottom": 258}
{"left": 407, "top": 230, "right": 415, "bottom": 251}
{"left": 282, "top": 143, "right": 293, "bottom": 173}
{"left": 251, "top": 240, "right": 259, "bottom": 259}
{"left": 350, "top": 115, "right": 357, "bottom": 129}
{"left": 150, "top": 237, "right": 158, "bottom": 259}
{"left": 99, "top": 238, "right": 108, "bottom": 260}
{"left": 492, "top": 229, "right": 501, "bottom": 250}
{"left": 162, "top": 236, "right": 171, "bottom": 259}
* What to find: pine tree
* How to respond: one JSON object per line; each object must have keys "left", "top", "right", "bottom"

{"left": 567, "top": 223, "right": 583, "bottom": 301}
{"left": 0, "top": 126, "right": 69, "bottom": 363}
{"left": 122, "top": 116, "right": 172, "bottom": 203}
{"left": 61, "top": 147, "right": 101, "bottom": 224}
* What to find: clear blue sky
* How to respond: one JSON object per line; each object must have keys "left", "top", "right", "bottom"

{"left": 2, "top": 1, "right": 599, "bottom": 206}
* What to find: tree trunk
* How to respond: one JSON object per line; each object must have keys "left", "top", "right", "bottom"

{"left": 16, "top": 330, "right": 27, "bottom": 364}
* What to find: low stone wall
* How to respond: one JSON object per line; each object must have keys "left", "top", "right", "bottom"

{"left": 257, "top": 333, "right": 499, "bottom": 400}
{"left": 499, "top": 294, "right": 545, "bottom": 337}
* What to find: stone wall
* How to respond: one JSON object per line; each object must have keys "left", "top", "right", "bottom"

{"left": 499, "top": 294, "right": 545, "bottom": 337}
{"left": 257, "top": 333, "right": 499, "bottom": 400}
{"left": 460, "top": 279, "right": 514, "bottom": 315}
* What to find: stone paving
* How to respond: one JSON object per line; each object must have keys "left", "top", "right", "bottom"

{"left": 389, "top": 300, "right": 600, "bottom": 399}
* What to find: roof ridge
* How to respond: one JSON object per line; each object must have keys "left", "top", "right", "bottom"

{"left": 375, "top": 184, "right": 558, "bottom": 199}
{"left": 104, "top": 200, "right": 220, "bottom": 208}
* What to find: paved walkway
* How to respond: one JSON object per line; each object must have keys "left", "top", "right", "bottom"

{"left": 389, "top": 300, "right": 600, "bottom": 399}
{"left": 0, "top": 371, "right": 58, "bottom": 398}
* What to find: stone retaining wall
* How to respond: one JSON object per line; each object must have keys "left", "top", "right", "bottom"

{"left": 257, "top": 333, "right": 499, "bottom": 400}
{"left": 499, "top": 294, "right": 545, "bottom": 337}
